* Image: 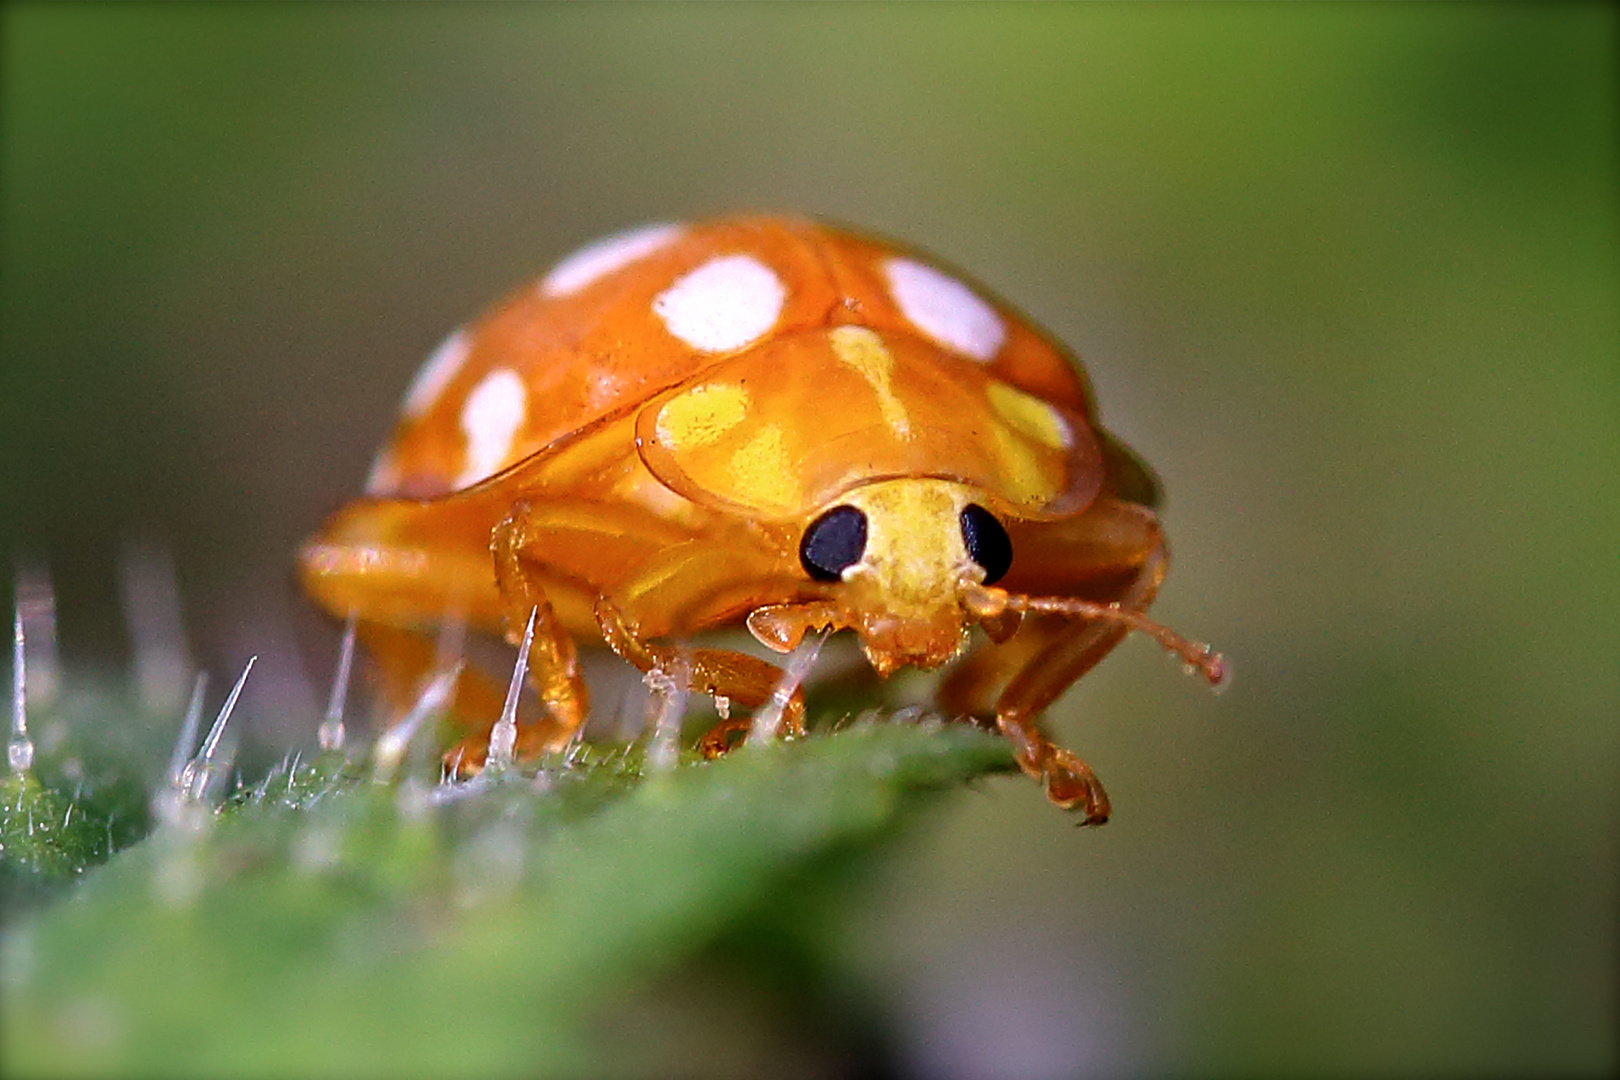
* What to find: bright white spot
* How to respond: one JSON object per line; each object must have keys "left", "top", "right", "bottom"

{"left": 540, "top": 222, "right": 684, "bottom": 297}
{"left": 363, "top": 449, "right": 399, "bottom": 495}
{"left": 884, "top": 257, "right": 1007, "bottom": 363}
{"left": 653, "top": 254, "right": 786, "bottom": 353}
{"left": 456, "top": 369, "right": 528, "bottom": 488}
{"left": 403, "top": 329, "right": 470, "bottom": 418}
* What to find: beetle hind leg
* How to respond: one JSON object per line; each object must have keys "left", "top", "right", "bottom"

{"left": 354, "top": 621, "right": 570, "bottom": 772}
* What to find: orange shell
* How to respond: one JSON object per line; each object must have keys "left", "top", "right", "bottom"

{"left": 368, "top": 215, "right": 1101, "bottom": 519}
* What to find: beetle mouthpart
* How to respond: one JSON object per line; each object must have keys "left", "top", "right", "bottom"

{"left": 962, "top": 585, "right": 1228, "bottom": 690}
{"left": 745, "top": 601, "right": 842, "bottom": 654}
{"left": 855, "top": 611, "right": 970, "bottom": 677}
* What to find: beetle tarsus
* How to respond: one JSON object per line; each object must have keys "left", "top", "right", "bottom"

{"left": 995, "top": 712, "right": 1111, "bottom": 824}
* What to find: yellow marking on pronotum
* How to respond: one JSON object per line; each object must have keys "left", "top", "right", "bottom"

{"left": 830, "top": 326, "right": 912, "bottom": 439}
{"left": 990, "top": 424, "right": 1060, "bottom": 508}
{"left": 727, "top": 424, "right": 801, "bottom": 514}
{"left": 655, "top": 382, "right": 751, "bottom": 449}
{"left": 987, "top": 380, "right": 1073, "bottom": 450}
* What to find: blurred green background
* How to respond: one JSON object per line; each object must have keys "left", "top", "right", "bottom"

{"left": 2, "top": 3, "right": 1615, "bottom": 1075}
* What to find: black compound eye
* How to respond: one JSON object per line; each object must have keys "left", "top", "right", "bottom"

{"left": 800, "top": 505, "right": 868, "bottom": 582}
{"left": 960, "top": 504, "right": 1013, "bottom": 585}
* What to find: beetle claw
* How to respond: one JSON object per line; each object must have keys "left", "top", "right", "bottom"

{"left": 996, "top": 713, "right": 1111, "bottom": 824}
{"left": 699, "top": 717, "right": 752, "bottom": 759}
{"left": 1040, "top": 748, "right": 1112, "bottom": 825}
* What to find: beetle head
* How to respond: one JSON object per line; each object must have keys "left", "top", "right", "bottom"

{"left": 776, "top": 478, "right": 1011, "bottom": 675}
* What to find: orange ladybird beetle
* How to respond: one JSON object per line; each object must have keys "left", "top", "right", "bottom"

{"left": 299, "top": 215, "right": 1224, "bottom": 823}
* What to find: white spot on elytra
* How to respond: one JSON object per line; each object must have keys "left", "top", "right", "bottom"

{"left": 403, "top": 329, "right": 471, "bottom": 418}
{"left": 653, "top": 254, "right": 785, "bottom": 353}
{"left": 540, "top": 223, "right": 684, "bottom": 297}
{"left": 884, "top": 257, "right": 1006, "bottom": 363}
{"left": 364, "top": 449, "right": 399, "bottom": 494}
{"left": 456, "top": 369, "right": 527, "bottom": 488}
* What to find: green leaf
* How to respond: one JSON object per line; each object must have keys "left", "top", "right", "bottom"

{"left": 1, "top": 721, "right": 1013, "bottom": 1078}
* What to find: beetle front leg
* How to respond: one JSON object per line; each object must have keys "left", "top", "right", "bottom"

{"left": 987, "top": 544, "right": 1167, "bottom": 822}
{"left": 593, "top": 598, "right": 808, "bottom": 756}
{"left": 973, "top": 541, "right": 1222, "bottom": 823}
{"left": 937, "top": 498, "right": 1172, "bottom": 822}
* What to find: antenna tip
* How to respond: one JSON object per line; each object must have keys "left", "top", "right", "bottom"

{"left": 1202, "top": 649, "right": 1231, "bottom": 694}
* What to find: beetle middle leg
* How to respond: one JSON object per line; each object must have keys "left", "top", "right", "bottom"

{"left": 487, "top": 504, "right": 815, "bottom": 760}
{"left": 453, "top": 500, "right": 766, "bottom": 772}
{"left": 486, "top": 505, "right": 592, "bottom": 756}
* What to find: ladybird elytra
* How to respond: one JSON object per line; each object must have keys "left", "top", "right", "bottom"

{"left": 300, "top": 215, "right": 1224, "bottom": 823}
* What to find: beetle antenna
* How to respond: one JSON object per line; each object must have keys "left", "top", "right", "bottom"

{"left": 963, "top": 586, "right": 1227, "bottom": 689}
